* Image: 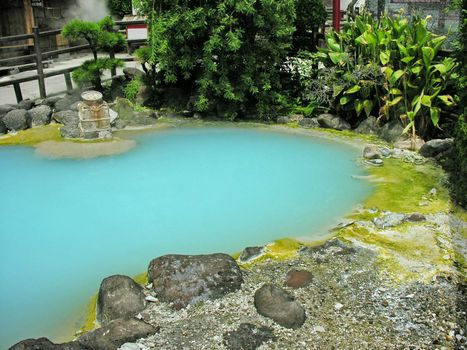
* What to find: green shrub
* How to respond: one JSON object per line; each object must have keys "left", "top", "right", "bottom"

{"left": 134, "top": 0, "right": 327, "bottom": 119}
{"left": 123, "top": 78, "right": 142, "bottom": 102}
{"left": 62, "top": 16, "right": 126, "bottom": 90}
{"left": 72, "top": 58, "right": 124, "bottom": 89}
{"left": 310, "top": 10, "right": 459, "bottom": 140}
{"left": 107, "top": 0, "right": 132, "bottom": 18}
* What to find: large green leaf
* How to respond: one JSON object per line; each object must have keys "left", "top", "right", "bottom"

{"left": 363, "top": 31, "right": 377, "bottom": 46}
{"left": 329, "top": 52, "right": 347, "bottom": 65}
{"left": 327, "top": 36, "right": 341, "bottom": 52}
{"left": 345, "top": 85, "right": 361, "bottom": 94}
{"left": 340, "top": 96, "right": 351, "bottom": 105}
{"left": 421, "top": 95, "right": 431, "bottom": 107}
{"left": 422, "top": 46, "right": 435, "bottom": 67}
{"left": 390, "top": 70, "right": 404, "bottom": 85}
{"left": 379, "top": 51, "right": 390, "bottom": 65}
{"left": 354, "top": 99, "right": 363, "bottom": 115}
{"left": 333, "top": 85, "right": 345, "bottom": 97}
{"left": 388, "top": 96, "right": 403, "bottom": 106}
{"left": 438, "top": 95, "right": 455, "bottom": 106}
{"left": 410, "top": 66, "right": 422, "bottom": 74}
{"left": 401, "top": 56, "right": 415, "bottom": 64}
{"left": 430, "top": 107, "right": 440, "bottom": 126}
{"left": 363, "top": 99, "right": 374, "bottom": 116}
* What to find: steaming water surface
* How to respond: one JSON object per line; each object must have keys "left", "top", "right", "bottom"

{"left": 0, "top": 127, "right": 372, "bottom": 347}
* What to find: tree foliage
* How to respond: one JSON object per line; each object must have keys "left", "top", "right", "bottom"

{"left": 107, "top": 0, "right": 132, "bottom": 18}
{"left": 62, "top": 16, "right": 126, "bottom": 90}
{"left": 134, "top": 0, "right": 327, "bottom": 119}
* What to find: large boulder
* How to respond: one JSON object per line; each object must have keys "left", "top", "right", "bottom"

{"left": 223, "top": 323, "right": 276, "bottom": 350}
{"left": 54, "top": 94, "right": 81, "bottom": 112}
{"left": 53, "top": 110, "right": 78, "bottom": 125}
{"left": 123, "top": 67, "right": 144, "bottom": 81}
{"left": 28, "top": 105, "right": 52, "bottom": 127}
{"left": 316, "top": 114, "right": 351, "bottom": 131}
{"left": 378, "top": 120, "right": 404, "bottom": 142}
{"left": 372, "top": 213, "right": 407, "bottom": 229}
{"left": 298, "top": 117, "right": 319, "bottom": 128}
{"left": 77, "top": 318, "right": 157, "bottom": 350}
{"left": 3, "top": 109, "right": 29, "bottom": 131}
{"left": 0, "top": 116, "right": 7, "bottom": 134}
{"left": 148, "top": 253, "right": 243, "bottom": 309}
{"left": 419, "top": 138, "right": 454, "bottom": 158}
{"left": 354, "top": 116, "right": 379, "bottom": 135}
{"left": 9, "top": 337, "right": 85, "bottom": 350}
{"left": 363, "top": 145, "right": 382, "bottom": 159}
{"left": 53, "top": 110, "right": 81, "bottom": 138}
{"left": 0, "top": 104, "right": 15, "bottom": 116}
{"left": 41, "top": 95, "right": 63, "bottom": 107}
{"left": 97, "top": 275, "right": 146, "bottom": 324}
{"left": 16, "top": 99, "right": 35, "bottom": 110}
{"left": 112, "top": 98, "right": 156, "bottom": 129}
{"left": 254, "top": 284, "right": 306, "bottom": 329}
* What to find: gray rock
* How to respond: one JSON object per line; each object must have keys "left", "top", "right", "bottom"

{"left": 148, "top": 253, "right": 243, "bottom": 309}
{"left": 16, "top": 99, "right": 35, "bottom": 110}
{"left": 0, "top": 104, "right": 15, "bottom": 116}
{"left": 97, "top": 275, "right": 146, "bottom": 324}
{"left": 239, "top": 247, "right": 264, "bottom": 262}
{"left": 53, "top": 110, "right": 79, "bottom": 125}
{"left": 60, "top": 125, "right": 82, "bottom": 139}
{"left": 298, "top": 117, "right": 319, "bottom": 128}
{"left": 364, "top": 158, "right": 384, "bottom": 166}
{"left": 123, "top": 67, "right": 144, "bottom": 81}
{"left": 407, "top": 213, "right": 426, "bottom": 222}
{"left": 28, "top": 105, "right": 52, "bottom": 127}
{"left": 42, "top": 95, "right": 63, "bottom": 107}
{"left": 276, "top": 116, "right": 290, "bottom": 124}
{"left": 223, "top": 323, "right": 276, "bottom": 350}
{"left": 112, "top": 98, "right": 156, "bottom": 129}
{"left": 394, "top": 138, "right": 425, "bottom": 151}
{"left": 3, "top": 109, "right": 29, "bottom": 131}
{"left": 363, "top": 145, "right": 382, "bottom": 159}
{"left": 354, "top": 116, "right": 379, "bottom": 135}
{"left": 372, "top": 213, "right": 407, "bottom": 229}
{"left": 378, "top": 120, "right": 404, "bottom": 142}
{"left": 54, "top": 94, "right": 81, "bottom": 112}
{"left": 316, "top": 114, "right": 351, "bottom": 131}
{"left": 0, "top": 117, "right": 6, "bottom": 134}
{"left": 69, "top": 101, "right": 80, "bottom": 112}
{"left": 419, "top": 138, "right": 454, "bottom": 158}
{"left": 118, "top": 343, "right": 141, "bottom": 350}
{"left": 9, "top": 337, "right": 85, "bottom": 350}
{"left": 77, "top": 318, "right": 157, "bottom": 350}
{"left": 254, "top": 284, "right": 306, "bottom": 329}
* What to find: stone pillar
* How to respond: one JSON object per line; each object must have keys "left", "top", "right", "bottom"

{"left": 78, "top": 91, "right": 112, "bottom": 140}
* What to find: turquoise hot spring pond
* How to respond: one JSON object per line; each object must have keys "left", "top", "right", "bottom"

{"left": 0, "top": 127, "right": 372, "bottom": 347}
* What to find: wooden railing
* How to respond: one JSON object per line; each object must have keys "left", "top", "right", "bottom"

{"left": 0, "top": 20, "right": 139, "bottom": 103}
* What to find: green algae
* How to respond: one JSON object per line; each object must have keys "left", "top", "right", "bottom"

{"left": 76, "top": 294, "right": 97, "bottom": 335}
{"left": 0, "top": 124, "right": 62, "bottom": 146}
{"left": 362, "top": 158, "right": 450, "bottom": 214}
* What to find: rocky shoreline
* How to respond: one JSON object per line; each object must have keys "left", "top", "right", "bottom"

{"left": 2, "top": 94, "right": 466, "bottom": 350}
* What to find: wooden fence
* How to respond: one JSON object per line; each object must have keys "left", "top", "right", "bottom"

{"left": 0, "top": 21, "right": 140, "bottom": 103}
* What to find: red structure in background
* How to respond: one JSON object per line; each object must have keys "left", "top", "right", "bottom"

{"left": 333, "top": 0, "right": 341, "bottom": 31}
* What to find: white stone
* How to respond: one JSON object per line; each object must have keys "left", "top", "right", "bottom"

{"left": 145, "top": 283, "right": 153, "bottom": 289}
{"left": 313, "top": 325, "right": 326, "bottom": 333}
{"left": 118, "top": 343, "right": 141, "bottom": 350}
{"left": 145, "top": 295, "right": 158, "bottom": 302}
{"left": 334, "top": 303, "right": 344, "bottom": 310}
{"left": 109, "top": 108, "right": 118, "bottom": 123}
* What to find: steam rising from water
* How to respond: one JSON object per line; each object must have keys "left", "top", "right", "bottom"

{"left": 67, "top": 0, "right": 109, "bottom": 21}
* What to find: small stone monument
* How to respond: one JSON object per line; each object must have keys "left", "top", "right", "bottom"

{"left": 78, "top": 91, "right": 112, "bottom": 139}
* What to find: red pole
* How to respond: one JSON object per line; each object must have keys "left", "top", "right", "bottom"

{"left": 333, "top": 0, "right": 341, "bottom": 31}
